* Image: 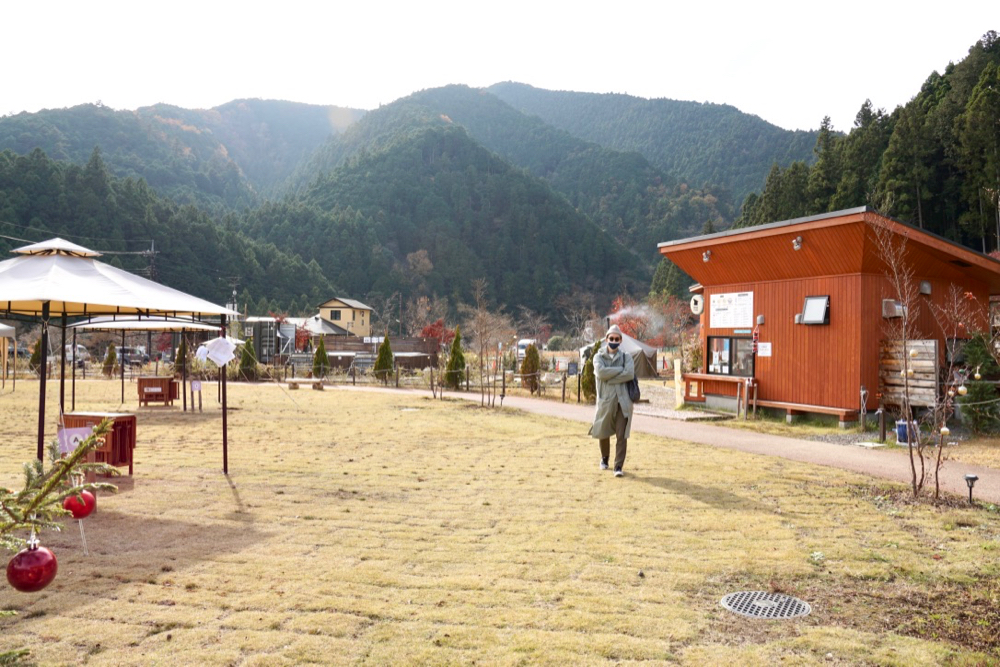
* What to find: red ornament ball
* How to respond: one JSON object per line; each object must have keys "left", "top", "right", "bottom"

{"left": 63, "top": 490, "right": 96, "bottom": 519}
{"left": 7, "top": 546, "right": 58, "bottom": 592}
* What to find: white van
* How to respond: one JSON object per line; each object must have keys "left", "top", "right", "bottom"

{"left": 516, "top": 339, "right": 537, "bottom": 362}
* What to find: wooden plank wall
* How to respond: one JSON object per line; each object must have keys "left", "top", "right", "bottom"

{"left": 879, "top": 340, "right": 938, "bottom": 407}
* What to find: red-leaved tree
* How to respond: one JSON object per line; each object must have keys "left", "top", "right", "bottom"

{"left": 420, "top": 318, "right": 456, "bottom": 347}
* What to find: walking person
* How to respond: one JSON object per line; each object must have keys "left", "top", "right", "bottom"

{"left": 589, "top": 324, "right": 634, "bottom": 477}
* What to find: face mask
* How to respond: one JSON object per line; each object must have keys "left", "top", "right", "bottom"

{"left": 608, "top": 342, "right": 620, "bottom": 350}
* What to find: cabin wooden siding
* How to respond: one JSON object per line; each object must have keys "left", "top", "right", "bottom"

{"left": 701, "top": 276, "right": 863, "bottom": 409}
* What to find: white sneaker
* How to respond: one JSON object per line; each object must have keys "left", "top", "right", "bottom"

{"left": 600, "top": 458, "right": 609, "bottom": 470}
{"left": 614, "top": 468, "right": 624, "bottom": 478}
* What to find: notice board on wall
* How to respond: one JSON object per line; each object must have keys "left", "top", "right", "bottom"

{"left": 709, "top": 292, "right": 754, "bottom": 329}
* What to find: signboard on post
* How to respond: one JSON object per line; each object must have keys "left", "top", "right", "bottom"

{"left": 567, "top": 362, "right": 578, "bottom": 376}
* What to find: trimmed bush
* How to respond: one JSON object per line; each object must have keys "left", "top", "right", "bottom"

{"left": 581, "top": 340, "right": 601, "bottom": 402}
{"left": 445, "top": 326, "right": 465, "bottom": 390}
{"left": 239, "top": 336, "right": 258, "bottom": 381}
{"left": 374, "top": 336, "right": 394, "bottom": 384}
{"left": 102, "top": 343, "right": 118, "bottom": 377}
{"left": 520, "top": 344, "right": 540, "bottom": 394}
{"left": 313, "top": 337, "right": 330, "bottom": 379}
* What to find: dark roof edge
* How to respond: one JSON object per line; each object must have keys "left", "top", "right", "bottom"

{"left": 657, "top": 206, "right": 1000, "bottom": 270}
{"left": 657, "top": 207, "right": 868, "bottom": 249}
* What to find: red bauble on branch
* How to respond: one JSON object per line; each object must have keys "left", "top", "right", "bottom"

{"left": 63, "top": 490, "right": 96, "bottom": 519}
{"left": 7, "top": 545, "right": 58, "bottom": 592}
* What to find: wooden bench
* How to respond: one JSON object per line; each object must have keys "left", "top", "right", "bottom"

{"left": 754, "top": 399, "right": 858, "bottom": 427}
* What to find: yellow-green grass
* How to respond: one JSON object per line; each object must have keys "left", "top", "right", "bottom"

{"left": 0, "top": 380, "right": 997, "bottom": 665}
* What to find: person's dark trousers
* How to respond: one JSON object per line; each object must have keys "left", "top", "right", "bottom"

{"left": 598, "top": 405, "right": 628, "bottom": 470}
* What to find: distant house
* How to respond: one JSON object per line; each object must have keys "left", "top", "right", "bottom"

{"left": 318, "top": 298, "right": 373, "bottom": 338}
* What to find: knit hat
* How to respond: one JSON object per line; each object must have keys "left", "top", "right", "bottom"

{"left": 605, "top": 324, "right": 623, "bottom": 340}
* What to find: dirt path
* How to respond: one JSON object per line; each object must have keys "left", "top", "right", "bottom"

{"left": 334, "top": 384, "right": 1000, "bottom": 504}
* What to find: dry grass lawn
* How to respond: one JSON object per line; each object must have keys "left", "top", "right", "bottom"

{"left": 1, "top": 379, "right": 999, "bottom": 665}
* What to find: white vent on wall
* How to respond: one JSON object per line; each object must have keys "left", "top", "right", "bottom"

{"left": 882, "top": 299, "right": 906, "bottom": 318}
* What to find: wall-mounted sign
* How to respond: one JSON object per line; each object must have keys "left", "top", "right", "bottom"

{"left": 757, "top": 342, "right": 772, "bottom": 357}
{"left": 710, "top": 292, "right": 754, "bottom": 329}
{"left": 690, "top": 294, "right": 704, "bottom": 315}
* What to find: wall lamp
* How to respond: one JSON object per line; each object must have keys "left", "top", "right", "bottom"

{"left": 792, "top": 236, "right": 803, "bottom": 251}
{"left": 702, "top": 250, "right": 712, "bottom": 263}
{"left": 965, "top": 474, "right": 979, "bottom": 504}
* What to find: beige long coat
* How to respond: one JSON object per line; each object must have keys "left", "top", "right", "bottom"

{"left": 589, "top": 345, "right": 635, "bottom": 440}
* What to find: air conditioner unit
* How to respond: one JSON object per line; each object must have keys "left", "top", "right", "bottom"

{"left": 882, "top": 299, "right": 906, "bottom": 319}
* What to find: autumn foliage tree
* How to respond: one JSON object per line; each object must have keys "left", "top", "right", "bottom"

{"left": 420, "top": 318, "right": 456, "bottom": 347}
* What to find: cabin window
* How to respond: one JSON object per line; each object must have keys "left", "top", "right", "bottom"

{"left": 707, "top": 336, "right": 754, "bottom": 377}
{"left": 331, "top": 310, "right": 341, "bottom": 321}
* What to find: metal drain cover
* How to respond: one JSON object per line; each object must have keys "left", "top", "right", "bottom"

{"left": 720, "top": 591, "right": 811, "bottom": 619}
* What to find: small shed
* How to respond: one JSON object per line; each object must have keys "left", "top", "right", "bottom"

{"left": 658, "top": 207, "right": 1000, "bottom": 424}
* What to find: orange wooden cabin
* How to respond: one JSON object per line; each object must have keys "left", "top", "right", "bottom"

{"left": 658, "top": 207, "right": 1000, "bottom": 425}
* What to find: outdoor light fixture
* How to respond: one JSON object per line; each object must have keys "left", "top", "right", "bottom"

{"left": 792, "top": 236, "right": 803, "bottom": 251}
{"left": 965, "top": 474, "right": 979, "bottom": 504}
{"left": 702, "top": 250, "right": 712, "bottom": 262}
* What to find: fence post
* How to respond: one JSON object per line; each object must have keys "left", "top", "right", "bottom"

{"left": 562, "top": 373, "right": 566, "bottom": 402}
{"left": 466, "top": 366, "right": 470, "bottom": 392}
{"left": 396, "top": 366, "right": 399, "bottom": 388}
{"left": 430, "top": 367, "right": 435, "bottom": 398}
{"left": 352, "top": 366, "right": 356, "bottom": 386}
{"left": 577, "top": 372, "right": 581, "bottom": 403}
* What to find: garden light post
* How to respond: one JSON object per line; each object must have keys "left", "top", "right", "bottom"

{"left": 964, "top": 474, "right": 978, "bottom": 504}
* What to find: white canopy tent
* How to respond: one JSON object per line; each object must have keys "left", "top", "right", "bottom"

{"left": 0, "top": 238, "right": 238, "bottom": 470}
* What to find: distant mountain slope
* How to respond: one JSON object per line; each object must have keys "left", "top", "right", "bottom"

{"left": 487, "top": 82, "right": 820, "bottom": 205}
{"left": 0, "top": 100, "right": 364, "bottom": 209}
{"left": 294, "top": 85, "right": 729, "bottom": 254}
{"left": 246, "top": 124, "right": 646, "bottom": 312}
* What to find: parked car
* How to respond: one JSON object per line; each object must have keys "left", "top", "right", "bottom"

{"left": 117, "top": 346, "right": 149, "bottom": 367}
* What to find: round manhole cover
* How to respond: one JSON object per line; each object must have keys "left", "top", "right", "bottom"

{"left": 720, "top": 591, "right": 811, "bottom": 619}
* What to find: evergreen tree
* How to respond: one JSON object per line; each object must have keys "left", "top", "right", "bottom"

{"left": 102, "top": 343, "right": 117, "bottom": 377}
{"left": 313, "top": 337, "right": 330, "bottom": 378}
{"left": 373, "top": 335, "right": 394, "bottom": 384}
{"left": 958, "top": 333, "right": 1000, "bottom": 433}
{"left": 519, "top": 343, "right": 541, "bottom": 394}
{"left": 580, "top": 339, "right": 601, "bottom": 402}
{"left": 176, "top": 338, "right": 188, "bottom": 376}
{"left": 649, "top": 256, "right": 687, "bottom": 299}
{"left": 444, "top": 325, "right": 465, "bottom": 389}
{"left": 239, "top": 336, "right": 258, "bottom": 381}
{"left": 806, "top": 116, "right": 842, "bottom": 213}
{"left": 28, "top": 339, "right": 42, "bottom": 374}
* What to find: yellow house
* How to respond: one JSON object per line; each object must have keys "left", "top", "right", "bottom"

{"left": 317, "top": 297, "right": 373, "bottom": 338}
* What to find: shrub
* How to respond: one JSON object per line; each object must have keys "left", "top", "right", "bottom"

{"left": 374, "top": 336, "right": 393, "bottom": 384}
{"left": 445, "top": 326, "right": 465, "bottom": 390}
{"left": 520, "top": 344, "right": 540, "bottom": 394}
{"left": 546, "top": 335, "right": 569, "bottom": 351}
{"left": 312, "top": 338, "right": 330, "bottom": 378}
{"left": 175, "top": 338, "right": 188, "bottom": 377}
{"left": 581, "top": 340, "right": 601, "bottom": 402}
{"left": 29, "top": 340, "right": 42, "bottom": 374}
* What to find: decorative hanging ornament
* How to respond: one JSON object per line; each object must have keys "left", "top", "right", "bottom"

{"left": 909, "top": 349, "right": 918, "bottom": 358}
{"left": 958, "top": 385, "right": 968, "bottom": 396}
{"left": 7, "top": 540, "right": 58, "bottom": 593}
{"left": 907, "top": 368, "right": 915, "bottom": 377}
{"left": 975, "top": 372, "right": 982, "bottom": 381}
{"left": 940, "top": 425, "right": 951, "bottom": 436}
{"left": 63, "top": 490, "right": 96, "bottom": 520}
{"left": 948, "top": 389, "right": 956, "bottom": 397}
{"left": 899, "top": 370, "right": 906, "bottom": 378}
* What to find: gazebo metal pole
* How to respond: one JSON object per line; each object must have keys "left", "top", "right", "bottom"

{"left": 60, "top": 312, "right": 67, "bottom": 415}
{"left": 182, "top": 329, "right": 188, "bottom": 412}
{"left": 72, "top": 329, "right": 77, "bottom": 411}
{"left": 37, "top": 301, "right": 50, "bottom": 460}
{"left": 120, "top": 330, "right": 125, "bottom": 404}
{"left": 221, "top": 316, "right": 228, "bottom": 474}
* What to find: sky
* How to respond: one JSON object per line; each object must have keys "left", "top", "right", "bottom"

{"left": 4, "top": 1, "right": 996, "bottom": 132}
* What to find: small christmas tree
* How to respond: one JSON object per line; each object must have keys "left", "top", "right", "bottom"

{"left": 28, "top": 339, "right": 42, "bottom": 374}
{"left": 239, "top": 336, "right": 258, "bottom": 381}
{"left": 176, "top": 338, "right": 188, "bottom": 377}
{"left": 581, "top": 339, "right": 601, "bottom": 402}
{"left": 374, "top": 335, "right": 394, "bottom": 385}
{"left": 102, "top": 343, "right": 118, "bottom": 377}
{"left": 312, "top": 337, "right": 330, "bottom": 378}
{"left": 520, "top": 343, "right": 541, "bottom": 394}
{"left": 445, "top": 326, "right": 465, "bottom": 389}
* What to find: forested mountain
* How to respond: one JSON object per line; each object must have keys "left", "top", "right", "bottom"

{"left": 0, "top": 148, "right": 334, "bottom": 315}
{"left": 0, "top": 100, "right": 364, "bottom": 210}
{"left": 734, "top": 31, "right": 1000, "bottom": 253}
{"left": 244, "top": 124, "right": 646, "bottom": 313}
{"left": 294, "top": 85, "right": 729, "bottom": 254}
{"left": 488, "top": 81, "right": 820, "bottom": 207}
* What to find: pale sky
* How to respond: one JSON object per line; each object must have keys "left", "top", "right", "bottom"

{"left": 4, "top": 1, "right": 996, "bottom": 133}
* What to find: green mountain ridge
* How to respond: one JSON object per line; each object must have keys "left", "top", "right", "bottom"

{"left": 487, "top": 81, "right": 820, "bottom": 207}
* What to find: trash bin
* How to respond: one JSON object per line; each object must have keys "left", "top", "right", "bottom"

{"left": 896, "top": 420, "right": 917, "bottom": 443}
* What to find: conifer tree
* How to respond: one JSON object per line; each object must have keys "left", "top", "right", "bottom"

{"left": 176, "top": 338, "right": 188, "bottom": 377}
{"left": 374, "top": 335, "right": 394, "bottom": 385}
{"left": 581, "top": 339, "right": 601, "bottom": 402}
{"left": 520, "top": 343, "right": 541, "bottom": 394}
{"left": 312, "top": 337, "right": 330, "bottom": 378}
{"left": 102, "top": 343, "right": 117, "bottom": 377}
{"left": 239, "top": 336, "right": 258, "bottom": 381}
{"left": 28, "top": 340, "right": 42, "bottom": 374}
{"left": 445, "top": 326, "right": 465, "bottom": 389}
